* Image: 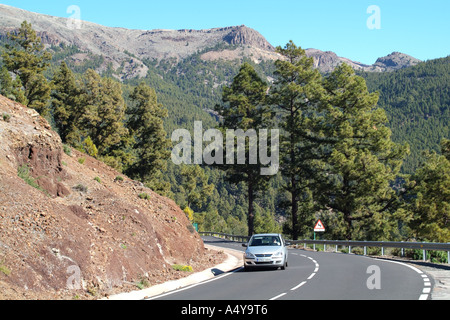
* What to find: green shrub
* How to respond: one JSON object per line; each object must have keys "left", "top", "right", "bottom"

{"left": 172, "top": 264, "right": 193, "bottom": 272}
{"left": 2, "top": 113, "right": 11, "bottom": 122}
{"left": 17, "top": 164, "right": 43, "bottom": 191}
{"left": 138, "top": 193, "right": 150, "bottom": 200}
{"left": 94, "top": 176, "right": 101, "bottom": 183}
{"left": 78, "top": 157, "right": 86, "bottom": 164}
{"left": 63, "top": 144, "right": 72, "bottom": 156}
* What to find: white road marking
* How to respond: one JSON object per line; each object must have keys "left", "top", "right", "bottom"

{"left": 270, "top": 293, "right": 287, "bottom": 300}
{"left": 372, "top": 257, "right": 432, "bottom": 300}
{"left": 290, "top": 281, "right": 307, "bottom": 291}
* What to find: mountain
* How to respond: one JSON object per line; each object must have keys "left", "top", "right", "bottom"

{"left": 0, "top": 4, "right": 420, "bottom": 79}
{"left": 0, "top": 94, "right": 225, "bottom": 299}
{"left": 373, "top": 51, "right": 422, "bottom": 71}
{"left": 305, "top": 49, "right": 421, "bottom": 73}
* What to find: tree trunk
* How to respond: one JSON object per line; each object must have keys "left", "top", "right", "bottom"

{"left": 248, "top": 180, "right": 255, "bottom": 237}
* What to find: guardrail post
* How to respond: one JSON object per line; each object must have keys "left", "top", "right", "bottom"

{"left": 364, "top": 246, "right": 367, "bottom": 256}
{"left": 335, "top": 245, "right": 338, "bottom": 252}
{"left": 423, "top": 249, "right": 426, "bottom": 262}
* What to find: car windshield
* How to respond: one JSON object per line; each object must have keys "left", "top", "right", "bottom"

{"left": 249, "top": 235, "right": 281, "bottom": 247}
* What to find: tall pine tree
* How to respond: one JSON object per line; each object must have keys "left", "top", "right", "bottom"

{"left": 317, "top": 63, "right": 409, "bottom": 240}
{"left": 51, "top": 61, "right": 84, "bottom": 143}
{"left": 127, "top": 82, "right": 171, "bottom": 192}
{"left": 269, "top": 41, "right": 324, "bottom": 240}
{"left": 2, "top": 21, "right": 51, "bottom": 115}
{"left": 215, "top": 62, "right": 274, "bottom": 236}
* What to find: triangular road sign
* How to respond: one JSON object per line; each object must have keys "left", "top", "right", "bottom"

{"left": 314, "top": 220, "right": 325, "bottom": 232}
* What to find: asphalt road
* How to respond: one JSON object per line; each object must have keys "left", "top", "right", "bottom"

{"left": 152, "top": 236, "right": 432, "bottom": 300}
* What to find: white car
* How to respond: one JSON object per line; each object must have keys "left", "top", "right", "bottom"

{"left": 242, "top": 233, "right": 288, "bottom": 271}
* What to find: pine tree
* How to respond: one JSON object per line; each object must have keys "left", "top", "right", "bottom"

{"left": 51, "top": 61, "right": 84, "bottom": 143}
{"left": 215, "top": 62, "right": 274, "bottom": 236}
{"left": 180, "top": 164, "right": 214, "bottom": 211}
{"left": 269, "top": 41, "right": 324, "bottom": 240}
{"left": 317, "top": 63, "right": 409, "bottom": 240}
{"left": 2, "top": 21, "right": 51, "bottom": 115}
{"left": 406, "top": 140, "right": 450, "bottom": 243}
{"left": 0, "top": 66, "right": 27, "bottom": 104}
{"left": 80, "top": 69, "right": 128, "bottom": 158}
{"left": 127, "top": 82, "right": 171, "bottom": 190}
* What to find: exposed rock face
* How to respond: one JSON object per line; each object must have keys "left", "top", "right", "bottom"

{"left": 373, "top": 51, "right": 422, "bottom": 71}
{"left": 0, "top": 95, "right": 223, "bottom": 299}
{"left": 223, "top": 25, "right": 275, "bottom": 51}
{"left": 305, "top": 49, "right": 421, "bottom": 73}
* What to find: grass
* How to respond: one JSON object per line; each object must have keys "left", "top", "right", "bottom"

{"left": 0, "top": 264, "right": 11, "bottom": 276}
{"left": 17, "top": 164, "right": 45, "bottom": 193}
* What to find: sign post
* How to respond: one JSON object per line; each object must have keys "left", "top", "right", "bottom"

{"left": 313, "top": 220, "right": 325, "bottom": 251}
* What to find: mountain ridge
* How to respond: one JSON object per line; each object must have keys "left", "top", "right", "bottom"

{"left": 0, "top": 4, "right": 422, "bottom": 79}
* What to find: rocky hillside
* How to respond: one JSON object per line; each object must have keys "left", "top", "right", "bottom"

{"left": 373, "top": 51, "right": 422, "bottom": 71}
{"left": 0, "top": 95, "right": 224, "bottom": 300}
{"left": 305, "top": 49, "right": 421, "bottom": 73}
{"left": 0, "top": 4, "right": 420, "bottom": 78}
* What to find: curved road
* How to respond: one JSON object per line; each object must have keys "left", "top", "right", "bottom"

{"left": 152, "top": 236, "right": 433, "bottom": 300}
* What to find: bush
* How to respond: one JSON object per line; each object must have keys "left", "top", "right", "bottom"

{"left": 2, "top": 113, "right": 11, "bottom": 122}
{"left": 172, "top": 264, "right": 193, "bottom": 272}
{"left": 63, "top": 144, "right": 72, "bottom": 156}
{"left": 17, "top": 164, "right": 42, "bottom": 191}
{"left": 138, "top": 193, "right": 150, "bottom": 200}
{"left": 73, "top": 184, "right": 88, "bottom": 193}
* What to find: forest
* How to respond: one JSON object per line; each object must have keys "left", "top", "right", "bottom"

{"left": 0, "top": 22, "right": 448, "bottom": 247}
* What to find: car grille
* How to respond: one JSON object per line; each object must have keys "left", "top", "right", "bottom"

{"left": 255, "top": 254, "right": 272, "bottom": 257}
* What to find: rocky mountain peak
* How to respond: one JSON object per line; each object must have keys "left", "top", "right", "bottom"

{"left": 374, "top": 52, "right": 422, "bottom": 70}
{"left": 223, "top": 25, "right": 275, "bottom": 51}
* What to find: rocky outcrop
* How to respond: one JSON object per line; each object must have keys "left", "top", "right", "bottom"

{"left": 373, "top": 52, "right": 421, "bottom": 71}
{"left": 223, "top": 25, "right": 275, "bottom": 51}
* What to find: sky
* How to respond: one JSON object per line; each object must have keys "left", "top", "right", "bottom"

{"left": 1, "top": 0, "right": 449, "bottom": 64}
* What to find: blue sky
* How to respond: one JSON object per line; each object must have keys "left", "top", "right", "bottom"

{"left": 1, "top": 0, "right": 449, "bottom": 64}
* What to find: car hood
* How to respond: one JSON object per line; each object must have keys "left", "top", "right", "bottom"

{"left": 246, "top": 246, "right": 283, "bottom": 255}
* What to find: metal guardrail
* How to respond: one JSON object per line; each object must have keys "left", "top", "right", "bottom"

{"left": 199, "top": 232, "right": 450, "bottom": 264}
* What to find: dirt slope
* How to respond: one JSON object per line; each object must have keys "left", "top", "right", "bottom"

{"left": 0, "top": 95, "right": 224, "bottom": 300}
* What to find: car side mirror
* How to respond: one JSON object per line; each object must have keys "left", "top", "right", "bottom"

{"left": 242, "top": 243, "right": 248, "bottom": 247}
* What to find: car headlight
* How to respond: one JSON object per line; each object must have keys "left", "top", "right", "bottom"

{"left": 245, "top": 252, "right": 256, "bottom": 259}
{"left": 273, "top": 251, "right": 283, "bottom": 257}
